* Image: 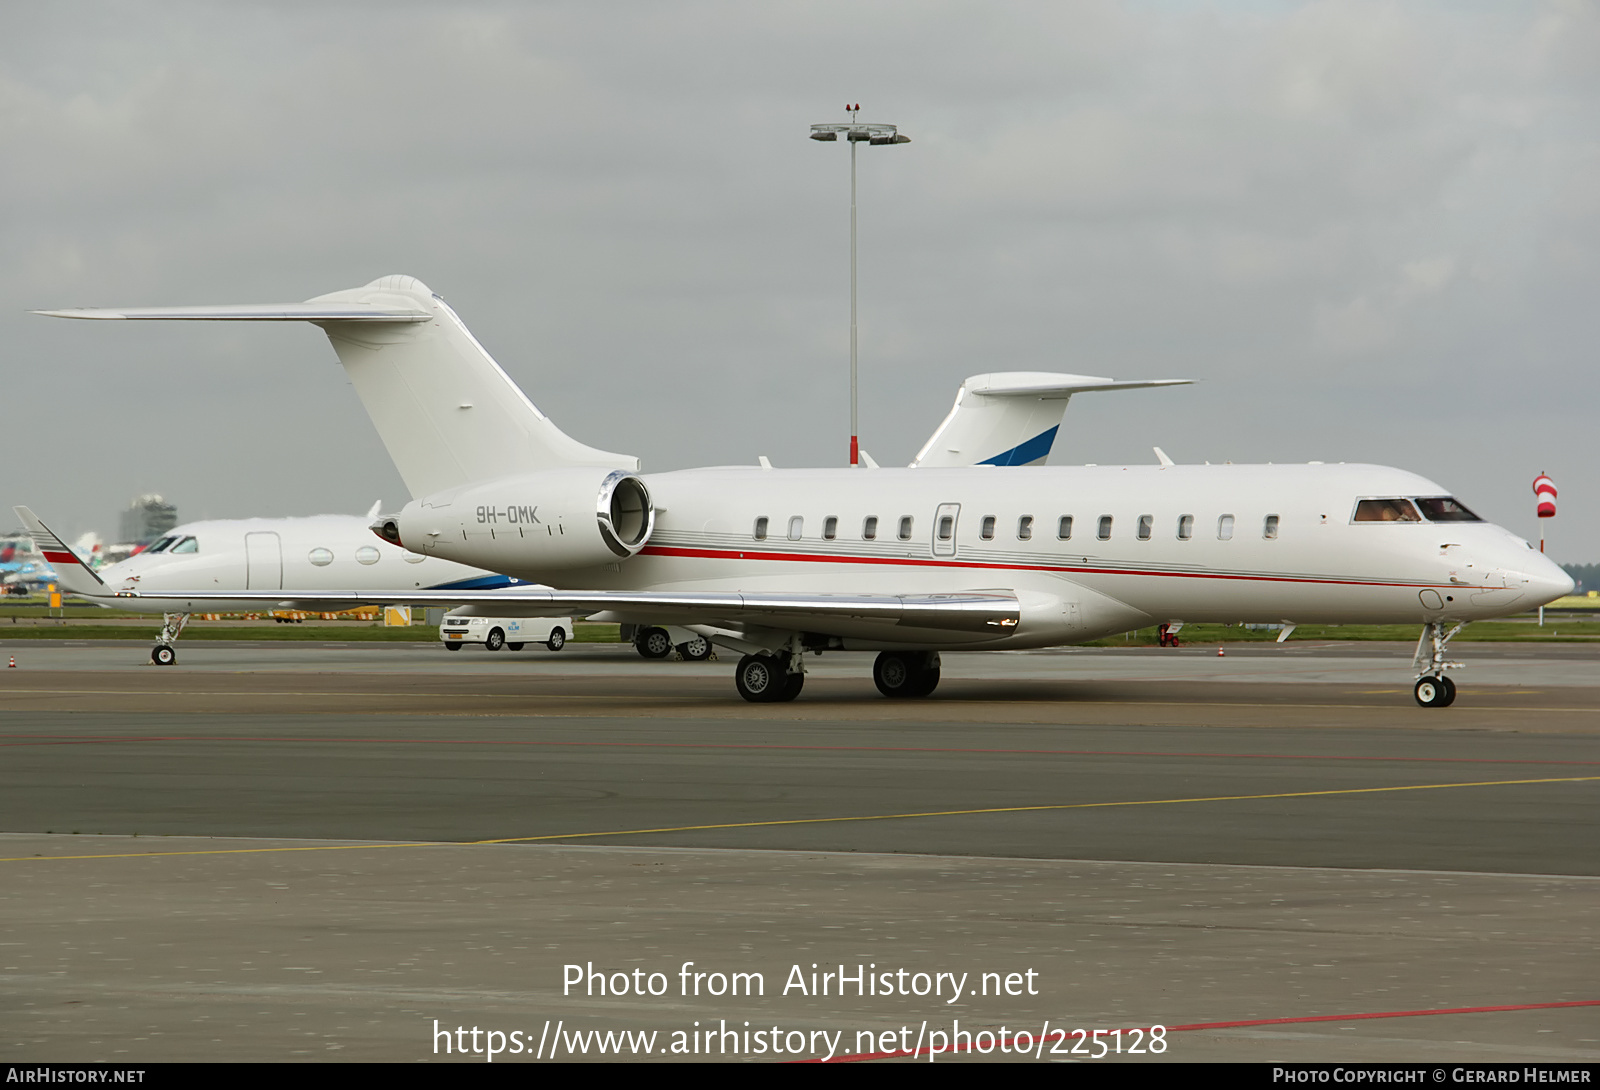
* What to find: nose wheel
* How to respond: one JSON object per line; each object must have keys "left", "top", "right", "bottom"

{"left": 151, "top": 644, "right": 177, "bottom": 666}
{"left": 1413, "top": 674, "right": 1456, "bottom": 708}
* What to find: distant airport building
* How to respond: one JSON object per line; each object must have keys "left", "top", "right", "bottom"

{"left": 119, "top": 494, "right": 178, "bottom": 546}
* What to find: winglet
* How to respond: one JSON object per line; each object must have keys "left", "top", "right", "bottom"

{"left": 12, "top": 507, "right": 107, "bottom": 596}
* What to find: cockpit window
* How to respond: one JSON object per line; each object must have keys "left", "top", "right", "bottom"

{"left": 1353, "top": 499, "right": 1423, "bottom": 523}
{"left": 145, "top": 536, "right": 178, "bottom": 554}
{"left": 1414, "top": 497, "right": 1482, "bottom": 522}
{"left": 169, "top": 536, "right": 198, "bottom": 554}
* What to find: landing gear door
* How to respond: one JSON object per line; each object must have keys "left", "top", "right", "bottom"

{"left": 932, "top": 503, "right": 960, "bottom": 558}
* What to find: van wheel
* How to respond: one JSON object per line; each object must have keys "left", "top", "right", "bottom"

{"left": 678, "top": 636, "right": 711, "bottom": 661}
{"left": 485, "top": 628, "right": 506, "bottom": 652}
{"left": 443, "top": 642, "right": 463, "bottom": 651}
{"left": 635, "top": 626, "right": 673, "bottom": 659}
{"left": 547, "top": 627, "right": 566, "bottom": 652}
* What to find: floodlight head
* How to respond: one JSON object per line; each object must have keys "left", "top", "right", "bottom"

{"left": 848, "top": 130, "right": 872, "bottom": 142}
{"left": 810, "top": 131, "right": 838, "bottom": 141}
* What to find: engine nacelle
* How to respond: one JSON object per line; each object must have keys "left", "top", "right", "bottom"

{"left": 375, "top": 468, "right": 654, "bottom": 575}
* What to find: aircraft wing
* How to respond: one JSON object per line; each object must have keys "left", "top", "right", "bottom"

{"left": 92, "top": 586, "right": 1021, "bottom": 636}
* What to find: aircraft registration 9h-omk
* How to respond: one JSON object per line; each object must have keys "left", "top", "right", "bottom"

{"left": 24, "top": 276, "right": 1572, "bottom": 706}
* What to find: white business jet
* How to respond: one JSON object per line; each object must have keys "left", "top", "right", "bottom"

{"left": 67, "top": 505, "right": 537, "bottom": 664}
{"left": 28, "top": 275, "right": 1573, "bottom": 706}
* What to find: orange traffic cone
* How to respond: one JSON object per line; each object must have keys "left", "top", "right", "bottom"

{"left": 1216, "top": 647, "right": 1225, "bottom": 657}
{"left": 7, "top": 656, "right": 15, "bottom": 668}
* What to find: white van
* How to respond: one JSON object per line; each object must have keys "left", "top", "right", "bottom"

{"left": 439, "top": 610, "right": 572, "bottom": 652}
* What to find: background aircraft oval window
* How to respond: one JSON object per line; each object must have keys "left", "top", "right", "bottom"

{"left": 937, "top": 515, "right": 954, "bottom": 541}
{"left": 355, "top": 545, "right": 381, "bottom": 565}
{"left": 1263, "top": 514, "right": 1280, "bottom": 539}
{"left": 787, "top": 516, "right": 803, "bottom": 541}
{"left": 169, "top": 536, "right": 198, "bottom": 554}
{"left": 308, "top": 548, "right": 333, "bottom": 567}
{"left": 753, "top": 517, "right": 768, "bottom": 540}
{"left": 1218, "top": 515, "right": 1235, "bottom": 540}
{"left": 1097, "top": 515, "right": 1113, "bottom": 540}
{"left": 1057, "top": 516, "right": 1073, "bottom": 540}
{"left": 1177, "top": 515, "right": 1194, "bottom": 540}
{"left": 898, "top": 516, "right": 914, "bottom": 541}
{"left": 1137, "top": 516, "right": 1153, "bottom": 540}
{"left": 981, "top": 516, "right": 996, "bottom": 540}
{"left": 862, "top": 516, "right": 878, "bottom": 540}
{"left": 1017, "top": 516, "right": 1033, "bottom": 541}
{"left": 402, "top": 551, "right": 426, "bottom": 564}
{"left": 823, "top": 516, "right": 838, "bottom": 540}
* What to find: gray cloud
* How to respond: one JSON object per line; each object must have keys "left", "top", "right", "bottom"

{"left": 3, "top": 0, "right": 1595, "bottom": 559}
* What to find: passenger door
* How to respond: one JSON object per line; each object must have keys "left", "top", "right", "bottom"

{"left": 245, "top": 532, "right": 283, "bottom": 590}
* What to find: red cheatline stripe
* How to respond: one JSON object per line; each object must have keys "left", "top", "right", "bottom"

{"left": 816, "top": 1000, "right": 1600, "bottom": 1063}
{"left": 640, "top": 544, "right": 1450, "bottom": 590}
{"left": 0, "top": 734, "right": 1595, "bottom": 766}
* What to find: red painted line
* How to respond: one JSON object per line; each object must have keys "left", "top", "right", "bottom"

{"left": 40, "top": 551, "right": 79, "bottom": 566}
{"left": 817, "top": 1000, "right": 1600, "bottom": 1062}
{"left": 0, "top": 734, "right": 1595, "bottom": 766}
{"left": 640, "top": 544, "right": 1452, "bottom": 591}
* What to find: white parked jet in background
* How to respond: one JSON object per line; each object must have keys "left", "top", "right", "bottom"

{"left": 32, "top": 275, "right": 1573, "bottom": 706}
{"left": 33, "top": 506, "right": 537, "bottom": 664}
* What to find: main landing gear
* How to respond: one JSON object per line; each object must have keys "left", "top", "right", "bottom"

{"left": 150, "top": 611, "right": 190, "bottom": 666}
{"left": 734, "top": 652, "right": 805, "bottom": 703}
{"left": 1412, "top": 621, "right": 1465, "bottom": 708}
{"left": 727, "top": 646, "right": 943, "bottom": 703}
{"left": 872, "top": 651, "right": 941, "bottom": 699}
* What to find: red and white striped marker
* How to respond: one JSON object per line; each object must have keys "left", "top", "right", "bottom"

{"left": 1217, "top": 647, "right": 1225, "bottom": 657}
{"left": 1533, "top": 473, "right": 1557, "bottom": 520}
{"left": 7, "top": 656, "right": 14, "bottom": 668}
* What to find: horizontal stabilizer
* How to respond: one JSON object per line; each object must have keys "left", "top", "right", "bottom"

{"left": 35, "top": 275, "right": 637, "bottom": 497}
{"left": 34, "top": 304, "right": 431, "bottom": 322}
{"left": 912, "top": 371, "right": 1191, "bottom": 468}
{"left": 100, "top": 587, "right": 1021, "bottom": 636}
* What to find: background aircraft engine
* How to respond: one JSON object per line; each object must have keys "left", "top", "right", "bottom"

{"left": 380, "top": 468, "right": 654, "bottom": 573}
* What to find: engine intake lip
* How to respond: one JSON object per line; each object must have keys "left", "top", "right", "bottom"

{"left": 596, "top": 472, "right": 653, "bottom": 557}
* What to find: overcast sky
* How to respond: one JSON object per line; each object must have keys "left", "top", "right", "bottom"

{"left": 4, "top": 1, "right": 1596, "bottom": 561}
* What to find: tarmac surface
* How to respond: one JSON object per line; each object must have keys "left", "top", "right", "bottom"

{"left": 0, "top": 640, "right": 1596, "bottom": 1063}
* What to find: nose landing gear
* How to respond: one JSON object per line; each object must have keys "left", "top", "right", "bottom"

{"left": 1412, "top": 621, "right": 1465, "bottom": 707}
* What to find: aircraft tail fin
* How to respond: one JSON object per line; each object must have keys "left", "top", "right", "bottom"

{"left": 12, "top": 507, "right": 108, "bottom": 597}
{"left": 36, "top": 276, "right": 638, "bottom": 498}
{"left": 910, "top": 372, "right": 1191, "bottom": 468}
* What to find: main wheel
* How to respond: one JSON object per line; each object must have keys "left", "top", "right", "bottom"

{"left": 778, "top": 669, "right": 805, "bottom": 702}
{"left": 678, "top": 635, "right": 712, "bottom": 661}
{"left": 485, "top": 627, "right": 506, "bottom": 652}
{"left": 546, "top": 627, "right": 566, "bottom": 652}
{"left": 635, "top": 626, "right": 673, "bottom": 659}
{"left": 735, "top": 654, "right": 788, "bottom": 703}
{"left": 151, "top": 644, "right": 177, "bottom": 666}
{"left": 1414, "top": 675, "right": 1453, "bottom": 708}
{"left": 874, "top": 651, "right": 938, "bottom": 698}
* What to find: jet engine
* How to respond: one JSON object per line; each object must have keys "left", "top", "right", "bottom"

{"left": 374, "top": 468, "right": 654, "bottom": 575}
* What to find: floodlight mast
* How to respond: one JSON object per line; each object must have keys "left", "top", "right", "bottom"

{"left": 810, "top": 106, "right": 910, "bottom": 466}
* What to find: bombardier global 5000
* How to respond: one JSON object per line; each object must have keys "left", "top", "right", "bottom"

{"left": 27, "top": 275, "right": 1572, "bottom": 706}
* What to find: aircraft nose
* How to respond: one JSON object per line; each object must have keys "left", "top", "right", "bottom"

{"left": 1516, "top": 553, "right": 1575, "bottom": 606}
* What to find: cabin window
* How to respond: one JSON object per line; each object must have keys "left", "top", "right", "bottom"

{"left": 823, "top": 516, "right": 838, "bottom": 540}
{"left": 1097, "top": 516, "right": 1113, "bottom": 540}
{"left": 1017, "top": 516, "right": 1033, "bottom": 541}
{"left": 898, "top": 516, "right": 914, "bottom": 541}
{"left": 787, "top": 516, "right": 803, "bottom": 541}
{"left": 355, "top": 545, "right": 380, "bottom": 565}
{"left": 1263, "top": 514, "right": 1279, "bottom": 539}
{"left": 1135, "top": 516, "right": 1152, "bottom": 540}
{"left": 1413, "top": 497, "right": 1482, "bottom": 522}
{"left": 1177, "top": 515, "right": 1193, "bottom": 540}
{"left": 753, "top": 517, "right": 768, "bottom": 540}
{"left": 169, "top": 536, "right": 198, "bottom": 554}
{"left": 862, "top": 516, "right": 878, "bottom": 540}
{"left": 402, "top": 551, "right": 425, "bottom": 564}
{"left": 1057, "top": 516, "right": 1073, "bottom": 540}
{"left": 980, "top": 516, "right": 996, "bottom": 541}
{"left": 145, "top": 536, "right": 178, "bottom": 554}
{"left": 1218, "top": 514, "right": 1235, "bottom": 540}
{"left": 308, "top": 548, "right": 333, "bottom": 567}
{"left": 1353, "top": 499, "right": 1422, "bottom": 523}
{"left": 937, "top": 515, "right": 954, "bottom": 541}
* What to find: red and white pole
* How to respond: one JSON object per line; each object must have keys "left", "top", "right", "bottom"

{"left": 1533, "top": 473, "right": 1558, "bottom": 625}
